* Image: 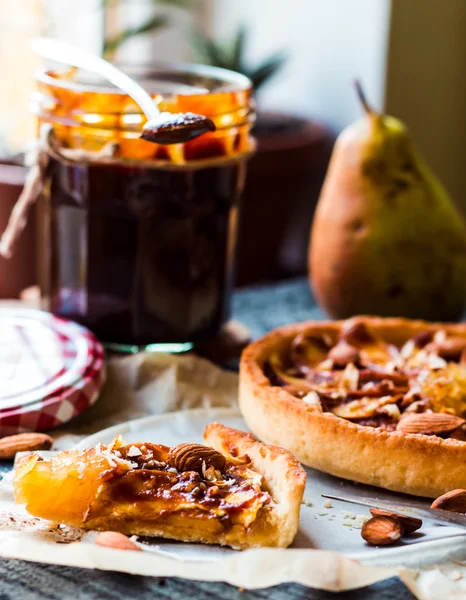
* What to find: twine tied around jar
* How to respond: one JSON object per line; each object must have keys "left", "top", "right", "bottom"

{"left": 0, "top": 124, "right": 118, "bottom": 259}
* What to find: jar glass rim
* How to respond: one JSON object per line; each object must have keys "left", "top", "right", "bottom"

{"left": 36, "top": 60, "right": 253, "bottom": 98}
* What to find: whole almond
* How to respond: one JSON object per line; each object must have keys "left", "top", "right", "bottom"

{"left": 328, "top": 342, "right": 360, "bottom": 368}
{"left": 339, "top": 320, "right": 374, "bottom": 346}
{"left": 411, "top": 330, "right": 435, "bottom": 348}
{"left": 426, "top": 337, "right": 466, "bottom": 361}
{"left": 396, "top": 412, "right": 465, "bottom": 436}
{"left": 94, "top": 531, "right": 141, "bottom": 551}
{"left": 0, "top": 433, "right": 53, "bottom": 460}
{"left": 431, "top": 489, "right": 466, "bottom": 513}
{"left": 461, "top": 348, "right": 466, "bottom": 365}
{"left": 370, "top": 508, "right": 422, "bottom": 534}
{"left": 361, "top": 516, "right": 403, "bottom": 546}
{"left": 167, "top": 443, "right": 226, "bottom": 474}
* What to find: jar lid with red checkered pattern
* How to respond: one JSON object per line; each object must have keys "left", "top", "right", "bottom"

{"left": 0, "top": 307, "right": 105, "bottom": 435}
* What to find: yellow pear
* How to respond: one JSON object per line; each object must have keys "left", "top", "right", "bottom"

{"left": 309, "top": 82, "right": 466, "bottom": 321}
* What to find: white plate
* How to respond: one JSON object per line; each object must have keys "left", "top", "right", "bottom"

{"left": 79, "top": 408, "right": 466, "bottom": 567}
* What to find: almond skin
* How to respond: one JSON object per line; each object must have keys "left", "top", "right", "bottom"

{"left": 328, "top": 342, "right": 360, "bottom": 368}
{"left": 431, "top": 489, "right": 466, "bottom": 513}
{"left": 396, "top": 412, "right": 465, "bottom": 436}
{"left": 167, "top": 443, "right": 226, "bottom": 474}
{"left": 0, "top": 433, "right": 53, "bottom": 460}
{"left": 94, "top": 531, "right": 141, "bottom": 551}
{"left": 361, "top": 516, "right": 403, "bottom": 546}
{"left": 339, "top": 320, "right": 375, "bottom": 346}
{"left": 425, "top": 337, "right": 466, "bottom": 361}
{"left": 370, "top": 508, "right": 422, "bottom": 534}
{"left": 411, "top": 330, "right": 435, "bottom": 348}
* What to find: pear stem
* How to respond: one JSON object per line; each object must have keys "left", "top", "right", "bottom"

{"left": 354, "top": 80, "right": 375, "bottom": 116}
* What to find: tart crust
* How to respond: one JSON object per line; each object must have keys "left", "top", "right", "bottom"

{"left": 239, "top": 316, "right": 466, "bottom": 498}
{"left": 205, "top": 424, "right": 306, "bottom": 548}
{"left": 14, "top": 424, "right": 305, "bottom": 549}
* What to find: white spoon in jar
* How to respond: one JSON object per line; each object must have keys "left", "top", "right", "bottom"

{"left": 30, "top": 37, "right": 216, "bottom": 145}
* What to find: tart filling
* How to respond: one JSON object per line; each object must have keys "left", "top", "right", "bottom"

{"left": 14, "top": 424, "right": 306, "bottom": 549}
{"left": 265, "top": 319, "right": 466, "bottom": 438}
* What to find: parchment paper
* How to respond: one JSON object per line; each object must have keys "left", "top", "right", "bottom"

{"left": 0, "top": 352, "right": 465, "bottom": 597}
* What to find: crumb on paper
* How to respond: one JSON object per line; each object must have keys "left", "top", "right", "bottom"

{"left": 317, "top": 511, "right": 328, "bottom": 517}
{"left": 450, "top": 571, "right": 463, "bottom": 581}
{"left": 342, "top": 513, "right": 369, "bottom": 529}
{"left": 352, "top": 515, "right": 370, "bottom": 529}
{"left": 323, "top": 500, "right": 333, "bottom": 509}
{"left": 342, "top": 520, "right": 355, "bottom": 528}
{"left": 302, "top": 497, "right": 313, "bottom": 508}
{"left": 341, "top": 511, "right": 356, "bottom": 520}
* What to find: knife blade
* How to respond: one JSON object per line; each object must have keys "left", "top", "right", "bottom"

{"left": 321, "top": 493, "right": 466, "bottom": 529}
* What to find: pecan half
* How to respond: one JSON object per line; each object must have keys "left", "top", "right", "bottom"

{"left": 396, "top": 412, "right": 465, "bottom": 436}
{"left": 167, "top": 443, "right": 226, "bottom": 474}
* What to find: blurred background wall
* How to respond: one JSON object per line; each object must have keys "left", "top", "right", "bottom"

{"left": 1, "top": 0, "right": 465, "bottom": 295}
{"left": 201, "top": 0, "right": 391, "bottom": 132}
{"left": 385, "top": 0, "right": 466, "bottom": 216}
{"left": 106, "top": 0, "right": 466, "bottom": 219}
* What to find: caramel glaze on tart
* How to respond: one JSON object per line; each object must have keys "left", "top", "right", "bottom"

{"left": 264, "top": 319, "right": 466, "bottom": 439}
{"left": 15, "top": 438, "right": 268, "bottom": 535}
{"left": 93, "top": 439, "right": 271, "bottom": 532}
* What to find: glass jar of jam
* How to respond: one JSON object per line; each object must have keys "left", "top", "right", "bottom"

{"left": 32, "top": 63, "right": 255, "bottom": 351}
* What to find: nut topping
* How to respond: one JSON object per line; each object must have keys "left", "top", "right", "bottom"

{"left": 425, "top": 337, "right": 466, "bottom": 361}
{"left": 290, "top": 333, "right": 330, "bottom": 370}
{"left": 361, "top": 516, "right": 403, "bottom": 546}
{"left": 369, "top": 508, "right": 422, "bottom": 534}
{"left": 94, "top": 531, "right": 141, "bottom": 551}
{"left": 167, "top": 443, "right": 226, "bottom": 474}
{"left": 411, "top": 330, "right": 435, "bottom": 348}
{"left": 328, "top": 342, "right": 360, "bottom": 368}
{"left": 431, "top": 489, "right": 466, "bottom": 513}
{"left": 265, "top": 320, "right": 466, "bottom": 438}
{"left": 0, "top": 433, "right": 53, "bottom": 460}
{"left": 396, "top": 412, "right": 465, "bottom": 435}
{"left": 340, "top": 320, "right": 375, "bottom": 346}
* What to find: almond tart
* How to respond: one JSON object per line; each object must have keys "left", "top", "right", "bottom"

{"left": 240, "top": 316, "right": 466, "bottom": 498}
{"left": 14, "top": 424, "right": 305, "bottom": 550}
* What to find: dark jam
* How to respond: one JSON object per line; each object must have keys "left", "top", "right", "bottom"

{"left": 41, "top": 157, "right": 245, "bottom": 346}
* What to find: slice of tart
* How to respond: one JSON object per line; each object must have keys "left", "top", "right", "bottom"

{"left": 240, "top": 316, "right": 466, "bottom": 498}
{"left": 14, "top": 424, "right": 305, "bottom": 550}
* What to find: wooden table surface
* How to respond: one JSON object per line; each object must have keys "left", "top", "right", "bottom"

{"left": 0, "top": 280, "right": 416, "bottom": 600}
